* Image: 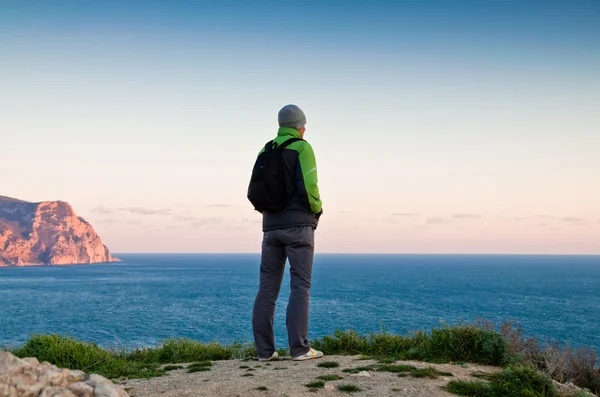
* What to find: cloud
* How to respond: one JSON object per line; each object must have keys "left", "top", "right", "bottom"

{"left": 535, "top": 215, "right": 555, "bottom": 220}
{"left": 117, "top": 207, "right": 173, "bottom": 216}
{"left": 425, "top": 217, "right": 452, "bottom": 224}
{"left": 206, "top": 204, "right": 232, "bottom": 208}
{"left": 453, "top": 214, "right": 482, "bottom": 220}
{"left": 189, "top": 217, "right": 222, "bottom": 228}
{"left": 391, "top": 213, "right": 419, "bottom": 217}
{"left": 91, "top": 206, "right": 113, "bottom": 215}
{"left": 561, "top": 217, "right": 587, "bottom": 225}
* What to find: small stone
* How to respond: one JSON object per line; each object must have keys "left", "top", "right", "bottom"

{"left": 68, "top": 382, "right": 94, "bottom": 397}
{"left": 93, "top": 384, "right": 128, "bottom": 397}
{"left": 352, "top": 371, "right": 371, "bottom": 377}
{"left": 0, "top": 383, "right": 18, "bottom": 397}
{"left": 67, "top": 371, "right": 86, "bottom": 383}
{"left": 39, "top": 386, "right": 77, "bottom": 397}
{"left": 22, "top": 358, "right": 40, "bottom": 366}
{"left": 10, "top": 371, "right": 45, "bottom": 396}
{"left": 86, "top": 374, "right": 112, "bottom": 388}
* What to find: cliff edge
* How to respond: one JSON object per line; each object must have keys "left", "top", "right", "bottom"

{"left": 0, "top": 195, "right": 119, "bottom": 266}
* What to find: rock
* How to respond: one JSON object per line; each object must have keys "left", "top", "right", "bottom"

{"left": 9, "top": 371, "right": 46, "bottom": 397}
{"left": 93, "top": 384, "right": 128, "bottom": 397}
{"left": 0, "top": 196, "right": 119, "bottom": 266}
{"left": 39, "top": 386, "right": 76, "bottom": 397}
{"left": 66, "top": 372, "right": 86, "bottom": 384}
{"left": 352, "top": 371, "right": 371, "bottom": 377}
{"left": 0, "top": 383, "right": 18, "bottom": 397}
{"left": 0, "top": 353, "right": 128, "bottom": 397}
{"left": 553, "top": 380, "right": 597, "bottom": 397}
{"left": 0, "top": 352, "right": 29, "bottom": 377}
{"left": 21, "top": 359, "right": 39, "bottom": 367}
{"left": 67, "top": 382, "right": 93, "bottom": 397}
{"left": 85, "top": 375, "right": 111, "bottom": 389}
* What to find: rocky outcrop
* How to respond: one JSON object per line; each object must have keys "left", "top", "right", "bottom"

{"left": 0, "top": 352, "right": 129, "bottom": 397}
{"left": 0, "top": 196, "right": 118, "bottom": 266}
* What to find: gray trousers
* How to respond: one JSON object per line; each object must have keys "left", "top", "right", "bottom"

{"left": 252, "top": 226, "right": 315, "bottom": 358}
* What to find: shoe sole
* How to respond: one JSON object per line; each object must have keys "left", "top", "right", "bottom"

{"left": 258, "top": 353, "right": 279, "bottom": 362}
{"left": 292, "top": 354, "right": 324, "bottom": 361}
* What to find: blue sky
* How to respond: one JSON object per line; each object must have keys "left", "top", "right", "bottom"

{"left": 2, "top": 1, "right": 599, "bottom": 254}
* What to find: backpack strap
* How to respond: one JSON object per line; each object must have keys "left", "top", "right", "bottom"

{"left": 264, "top": 138, "right": 304, "bottom": 152}
{"left": 275, "top": 138, "right": 304, "bottom": 151}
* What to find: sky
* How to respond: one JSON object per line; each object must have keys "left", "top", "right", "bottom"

{"left": 1, "top": 1, "right": 599, "bottom": 254}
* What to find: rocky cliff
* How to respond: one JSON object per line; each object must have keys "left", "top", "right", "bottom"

{"left": 0, "top": 195, "right": 118, "bottom": 266}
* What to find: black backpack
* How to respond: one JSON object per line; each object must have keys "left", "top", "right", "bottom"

{"left": 247, "top": 138, "right": 303, "bottom": 213}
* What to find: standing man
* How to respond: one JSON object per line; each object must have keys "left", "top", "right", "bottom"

{"left": 247, "top": 104, "right": 324, "bottom": 361}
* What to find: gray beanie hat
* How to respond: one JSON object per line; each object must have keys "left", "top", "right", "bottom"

{"left": 278, "top": 104, "right": 306, "bottom": 129}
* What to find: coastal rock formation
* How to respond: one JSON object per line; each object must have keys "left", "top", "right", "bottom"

{"left": 0, "top": 195, "right": 118, "bottom": 266}
{"left": 0, "top": 352, "right": 129, "bottom": 397}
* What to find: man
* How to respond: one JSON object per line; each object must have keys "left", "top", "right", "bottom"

{"left": 249, "top": 104, "right": 324, "bottom": 361}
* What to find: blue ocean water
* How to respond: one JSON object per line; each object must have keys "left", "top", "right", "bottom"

{"left": 1, "top": 254, "right": 599, "bottom": 351}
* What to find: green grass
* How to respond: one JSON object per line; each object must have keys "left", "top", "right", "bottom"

{"left": 338, "top": 384, "right": 361, "bottom": 393}
{"left": 410, "top": 367, "right": 451, "bottom": 379}
{"left": 377, "top": 357, "right": 396, "bottom": 364}
{"left": 377, "top": 364, "right": 417, "bottom": 373}
{"left": 163, "top": 365, "right": 183, "bottom": 371}
{"left": 10, "top": 334, "right": 165, "bottom": 379}
{"left": 305, "top": 381, "right": 325, "bottom": 389}
{"left": 242, "top": 373, "right": 254, "bottom": 377}
{"left": 317, "top": 374, "right": 343, "bottom": 381}
{"left": 311, "top": 324, "right": 511, "bottom": 366}
{"left": 273, "top": 367, "right": 287, "bottom": 370}
{"left": 187, "top": 366, "right": 210, "bottom": 373}
{"left": 187, "top": 361, "right": 212, "bottom": 373}
{"left": 446, "top": 365, "right": 557, "bottom": 397}
{"left": 317, "top": 361, "right": 340, "bottom": 368}
{"left": 239, "top": 365, "right": 249, "bottom": 369}
{"left": 189, "top": 361, "right": 212, "bottom": 367}
{"left": 342, "top": 366, "right": 377, "bottom": 374}
{"left": 255, "top": 386, "right": 268, "bottom": 391}
{"left": 375, "top": 364, "right": 452, "bottom": 379}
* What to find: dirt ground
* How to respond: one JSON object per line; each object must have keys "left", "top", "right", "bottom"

{"left": 120, "top": 355, "right": 498, "bottom": 397}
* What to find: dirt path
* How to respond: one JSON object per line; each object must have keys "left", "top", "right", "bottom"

{"left": 120, "top": 355, "right": 497, "bottom": 397}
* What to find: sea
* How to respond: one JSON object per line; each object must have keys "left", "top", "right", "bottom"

{"left": 1, "top": 254, "right": 599, "bottom": 351}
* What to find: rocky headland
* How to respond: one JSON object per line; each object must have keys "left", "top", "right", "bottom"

{"left": 0, "top": 195, "right": 118, "bottom": 266}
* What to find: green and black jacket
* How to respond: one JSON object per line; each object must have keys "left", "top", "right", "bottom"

{"left": 257, "top": 127, "right": 322, "bottom": 232}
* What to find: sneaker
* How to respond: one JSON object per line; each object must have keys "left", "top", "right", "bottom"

{"left": 292, "top": 348, "right": 324, "bottom": 361}
{"left": 258, "top": 351, "right": 279, "bottom": 362}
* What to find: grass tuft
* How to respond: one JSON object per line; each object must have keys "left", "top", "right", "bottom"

{"left": 255, "top": 386, "right": 268, "bottom": 391}
{"left": 446, "top": 365, "right": 557, "bottom": 397}
{"left": 189, "top": 361, "right": 212, "bottom": 367}
{"left": 317, "top": 374, "right": 343, "bottom": 381}
{"left": 305, "top": 381, "right": 325, "bottom": 389}
{"left": 163, "top": 365, "right": 183, "bottom": 371}
{"left": 342, "top": 365, "right": 377, "bottom": 374}
{"left": 410, "top": 367, "right": 445, "bottom": 379}
{"left": 338, "top": 384, "right": 361, "bottom": 393}
{"left": 317, "top": 361, "right": 340, "bottom": 368}
{"left": 377, "top": 364, "right": 416, "bottom": 373}
{"left": 187, "top": 366, "right": 210, "bottom": 373}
